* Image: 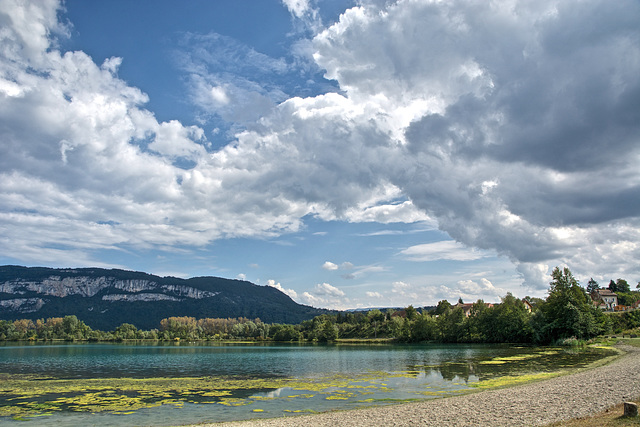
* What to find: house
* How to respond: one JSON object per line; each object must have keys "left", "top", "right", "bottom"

{"left": 522, "top": 299, "right": 533, "bottom": 313}
{"left": 591, "top": 289, "right": 618, "bottom": 311}
{"left": 453, "top": 302, "right": 494, "bottom": 317}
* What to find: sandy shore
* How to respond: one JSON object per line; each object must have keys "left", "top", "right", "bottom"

{"left": 195, "top": 344, "right": 640, "bottom": 427}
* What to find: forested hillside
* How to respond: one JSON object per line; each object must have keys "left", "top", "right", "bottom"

{"left": 0, "top": 266, "right": 329, "bottom": 330}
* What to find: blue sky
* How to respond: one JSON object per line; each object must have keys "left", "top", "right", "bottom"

{"left": 0, "top": 0, "right": 639, "bottom": 309}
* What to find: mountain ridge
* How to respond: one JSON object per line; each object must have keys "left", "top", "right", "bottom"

{"left": 0, "top": 265, "right": 329, "bottom": 330}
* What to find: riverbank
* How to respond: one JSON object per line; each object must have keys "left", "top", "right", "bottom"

{"left": 201, "top": 343, "right": 640, "bottom": 427}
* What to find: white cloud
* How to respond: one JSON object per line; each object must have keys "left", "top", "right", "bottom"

{"left": 237, "top": 273, "right": 246, "bottom": 280}
{"left": 314, "top": 282, "right": 345, "bottom": 297}
{"left": 392, "top": 281, "right": 409, "bottom": 292}
{"left": 309, "top": 0, "right": 640, "bottom": 286}
{"left": 400, "top": 241, "right": 486, "bottom": 262}
{"left": 322, "top": 261, "right": 338, "bottom": 270}
{"left": 300, "top": 291, "right": 323, "bottom": 306}
{"left": 390, "top": 281, "right": 416, "bottom": 299}
{"left": 210, "top": 86, "right": 229, "bottom": 105}
{"left": 281, "top": 0, "right": 322, "bottom": 33}
{"left": 174, "top": 32, "right": 290, "bottom": 127}
{"left": 516, "top": 263, "right": 551, "bottom": 291}
{"left": 282, "top": 0, "right": 311, "bottom": 19}
{"left": 366, "top": 291, "right": 382, "bottom": 298}
{"left": 433, "top": 277, "right": 508, "bottom": 304}
{"left": 323, "top": 260, "right": 355, "bottom": 272}
{"left": 299, "top": 283, "right": 351, "bottom": 309}
{"left": 267, "top": 279, "right": 299, "bottom": 299}
{"left": 456, "top": 278, "right": 504, "bottom": 297}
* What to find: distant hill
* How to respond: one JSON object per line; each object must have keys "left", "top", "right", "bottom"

{"left": 0, "top": 265, "right": 329, "bottom": 330}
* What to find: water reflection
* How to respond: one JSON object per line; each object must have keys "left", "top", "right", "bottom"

{"left": 0, "top": 342, "right": 614, "bottom": 381}
{"left": 0, "top": 343, "right": 617, "bottom": 426}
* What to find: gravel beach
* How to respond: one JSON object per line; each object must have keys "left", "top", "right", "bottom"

{"left": 200, "top": 344, "right": 640, "bottom": 427}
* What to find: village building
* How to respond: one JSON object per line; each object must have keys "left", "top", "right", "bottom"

{"left": 453, "top": 302, "right": 494, "bottom": 317}
{"left": 591, "top": 289, "right": 618, "bottom": 311}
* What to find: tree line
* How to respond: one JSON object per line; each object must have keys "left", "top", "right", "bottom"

{"left": 1, "top": 267, "right": 639, "bottom": 344}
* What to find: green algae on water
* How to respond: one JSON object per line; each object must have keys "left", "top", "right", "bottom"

{"left": 470, "top": 371, "right": 562, "bottom": 389}
{"left": 0, "top": 344, "right": 618, "bottom": 421}
{"left": 0, "top": 371, "right": 415, "bottom": 419}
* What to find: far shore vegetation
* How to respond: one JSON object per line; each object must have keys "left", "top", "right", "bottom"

{"left": 2, "top": 267, "right": 640, "bottom": 345}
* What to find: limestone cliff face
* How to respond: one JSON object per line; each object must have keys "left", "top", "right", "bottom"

{"left": 0, "top": 276, "right": 218, "bottom": 301}
{"left": 102, "top": 293, "right": 183, "bottom": 302}
{"left": 159, "top": 284, "right": 219, "bottom": 299}
{"left": 0, "top": 276, "right": 116, "bottom": 297}
{"left": 0, "top": 298, "right": 44, "bottom": 313}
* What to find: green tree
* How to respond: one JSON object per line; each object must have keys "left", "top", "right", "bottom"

{"left": 318, "top": 321, "right": 338, "bottom": 342}
{"left": 485, "top": 293, "right": 532, "bottom": 343}
{"left": 615, "top": 287, "right": 639, "bottom": 306}
{"left": 467, "top": 300, "right": 490, "bottom": 341}
{"left": 412, "top": 313, "right": 437, "bottom": 342}
{"left": 534, "top": 267, "right": 607, "bottom": 343}
{"left": 60, "top": 315, "right": 91, "bottom": 340}
{"left": 616, "top": 279, "right": 630, "bottom": 293}
{"left": 437, "top": 306, "right": 466, "bottom": 343}
{"left": 367, "top": 309, "right": 385, "bottom": 338}
{"left": 608, "top": 280, "right": 617, "bottom": 292}
{"left": 586, "top": 278, "right": 599, "bottom": 294}
{"left": 271, "top": 325, "right": 301, "bottom": 341}
{"left": 432, "top": 300, "right": 452, "bottom": 316}
{"left": 405, "top": 305, "right": 417, "bottom": 320}
{"left": 114, "top": 323, "right": 138, "bottom": 340}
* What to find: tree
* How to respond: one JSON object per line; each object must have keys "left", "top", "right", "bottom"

{"left": 405, "top": 305, "right": 417, "bottom": 320}
{"left": 114, "top": 323, "right": 138, "bottom": 340}
{"left": 467, "top": 300, "right": 490, "bottom": 341}
{"left": 412, "top": 313, "right": 437, "bottom": 342}
{"left": 318, "top": 321, "right": 338, "bottom": 342}
{"left": 616, "top": 279, "right": 630, "bottom": 293}
{"left": 271, "top": 325, "right": 301, "bottom": 341}
{"left": 437, "top": 306, "right": 466, "bottom": 343}
{"left": 534, "top": 267, "right": 607, "bottom": 343}
{"left": 433, "top": 300, "right": 452, "bottom": 316}
{"left": 367, "top": 309, "right": 385, "bottom": 338}
{"left": 608, "top": 280, "right": 617, "bottom": 292}
{"left": 586, "top": 278, "right": 599, "bottom": 294}
{"left": 487, "top": 293, "right": 532, "bottom": 343}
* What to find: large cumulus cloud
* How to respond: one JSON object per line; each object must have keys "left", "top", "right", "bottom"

{"left": 308, "top": 0, "right": 640, "bottom": 287}
{"left": 1, "top": 0, "right": 639, "bottom": 292}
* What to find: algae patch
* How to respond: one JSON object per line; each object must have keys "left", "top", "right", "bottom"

{"left": 470, "top": 371, "right": 562, "bottom": 389}
{"left": 0, "top": 371, "right": 419, "bottom": 419}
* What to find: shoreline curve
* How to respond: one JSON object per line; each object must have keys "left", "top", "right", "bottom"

{"left": 194, "top": 344, "right": 640, "bottom": 427}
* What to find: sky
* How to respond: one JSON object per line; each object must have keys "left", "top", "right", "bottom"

{"left": 0, "top": 0, "right": 639, "bottom": 310}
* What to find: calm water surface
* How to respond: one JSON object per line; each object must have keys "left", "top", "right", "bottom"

{"left": 0, "top": 342, "right": 616, "bottom": 426}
